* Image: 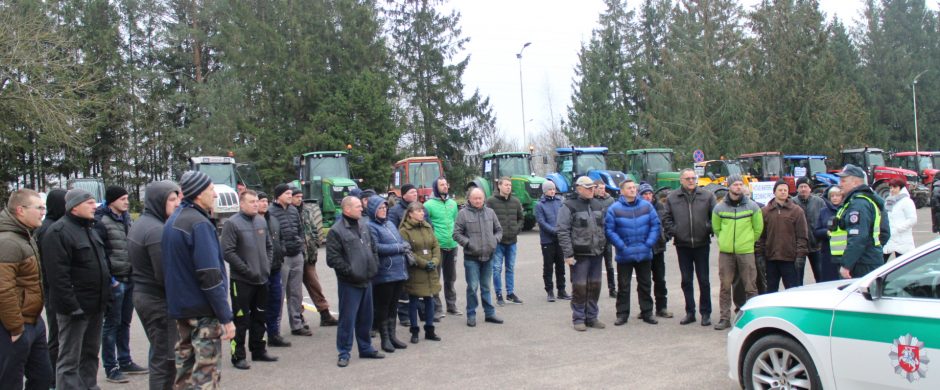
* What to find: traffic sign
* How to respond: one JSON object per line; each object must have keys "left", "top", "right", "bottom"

{"left": 692, "top": 149, "right": 705, "bottom": 163}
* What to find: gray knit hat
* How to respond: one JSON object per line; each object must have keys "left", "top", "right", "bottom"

{"left": 65, "top": 188, "right": 94, "bottom": 211}
{"left": 180, "top": 171, "right": 212, "bottom": 201}
{"left": 727, "top": 175, "right": 744, "bottom": 185}
{"left": 541, "top": 181, "right": 556, "bottom": 192}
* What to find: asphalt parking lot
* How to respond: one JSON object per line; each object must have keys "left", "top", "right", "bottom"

{"left": 94, "top": 208, "right": 938, "bottom": 389}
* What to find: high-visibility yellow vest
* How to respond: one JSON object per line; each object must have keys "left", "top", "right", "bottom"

{"left": 830, "top": 194, "right": 881, "bottom": 256}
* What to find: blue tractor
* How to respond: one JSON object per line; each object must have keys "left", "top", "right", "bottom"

{"left": 546, "top": 147, "right": 628, "bottom": 197}
{"left": 783, "top": 155, "right": 840, "bottom": 197}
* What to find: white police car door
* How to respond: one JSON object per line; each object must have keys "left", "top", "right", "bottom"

{"left": 830, "top": 246, "right": 940, "bottom": 389}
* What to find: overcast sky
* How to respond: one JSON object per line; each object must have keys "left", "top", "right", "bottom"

{"left": 445, "top": 0, "right": 937, "bottom": 148}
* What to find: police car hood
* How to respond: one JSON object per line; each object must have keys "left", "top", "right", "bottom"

{"left": 741, "top": 280, "right": 857, "bottom": 312}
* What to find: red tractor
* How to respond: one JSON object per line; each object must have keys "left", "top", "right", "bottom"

{"left": 841, "top": 148, "right": 930, "bottom": 207}
{"left": 387, "top": 156, "right": 444, "bottom": 203}
{"left": 891, "top": 151, "right": 939, "bottom": 208}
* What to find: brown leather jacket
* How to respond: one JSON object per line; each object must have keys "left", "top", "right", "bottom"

{"left": 756, "top": 199, "right": 809, "bottom": 261}
{"left": 0, "top": 209, "right": 43, "bottom": 336}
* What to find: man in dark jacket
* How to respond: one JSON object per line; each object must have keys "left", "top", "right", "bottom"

{"left": 931, "top": 176, "right": 940, "bottom": 235}
{"left": 639, "top": 184, "right": 672, "bottom": 319}
{"left": 95, "top": 185, "right": 146, "bottom": 382}
{"left": 756, "top": 181, "right": 809, "bottom": 292}
{"left": 792, "top": 177, "right": 825, "bottom": 285}
{"left": 454, "top": 187, "right": 504, "bottom": 327}
{"left": 486, "top": 176, "right": 524, "bottom": 306}
{"left": 0, "top": 189, "right": 52, "bottom": 390}
{"left": 129, "top": 180, "right": 180, "bottom": 390}
{"left": 292, "top": 186, "right": 338, "bottom": 328}
{"left": 388, "top": 184, "right": 417, "bottom": 229}
{"left": 606, "top": 180, "right": 660, "bottom": 326}
{"left": 35, "top": 188, "right": 65, "bottom": 387}
{"left": 593, "top": 180, "right": 617, "bottom": 298}
{"left": 268, "top": 184, "right": 311, "bottom": 336}
{"left": 222, "top": 190, "right": 277, "bottom": 369}
{"left": 535, "top": 181, "right": 569, "bottom": 302}
{"left": 326, "top": 196, "right": 384, "bottom": 368}
{"left": 557, "top": 176, "right": 608, "bottom": 332}
{"left": 662, "top": 168, "right": 716, "bottom": 326}
{"left": 832, "top": 165, "right": 890, "bottom": 279}
{"left": 163, "top": 171, "right": 235, "bottom": 389}
{"left": 42, "top": 188, "right": 111, "bottom": 389}
{"left": 258, "top": 193, "right": 291, "bottom": 348}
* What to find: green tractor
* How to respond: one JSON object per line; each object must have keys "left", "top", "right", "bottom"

{"left": 624, "top": 148, "right": 680, "bottom": 203}
{"left": 292, "top": 151, "right": 360, "bottom": 237}
{"left": 467, "top": 152, "right": 546, "bottom": 231}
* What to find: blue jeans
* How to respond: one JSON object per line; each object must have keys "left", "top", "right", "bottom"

{"left": 464, "top": 257, "right": 496, "bottom": 318}
{"left": 569, "top": 255, "right": 603, "bottom": 324}
{"left": 336, "top": 282, "right": 376, "bottom": 360}
{"left": 265, "top": 270, "right": 284, "bottom": 337}
{"left": 102, "top": 280, "right": 134, "bottom": 372}
{"left": 409, "top": 296, "right": 435, "bottom": 328}
{"left": 491, "top": 243, "right": 517, "bottom": 295}
{"left": 0, "top": 316, "right": 52, "bottom": 390}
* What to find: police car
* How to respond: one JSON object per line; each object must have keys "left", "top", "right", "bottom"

{"left": 728, "top": 238, "right": 940, "bottom": 389}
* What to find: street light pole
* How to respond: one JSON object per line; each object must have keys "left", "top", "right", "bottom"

{"left": 912, "top": 69, "right": 928, "bottom": 154}
{"left": 517, "top": 42, "right": 532, "bottom": 148}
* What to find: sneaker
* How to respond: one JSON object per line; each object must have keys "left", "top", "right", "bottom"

{"left": 120, "top": 362, "right": 148, "bottom": 375}
{"left": 546, "top": 291, "right": 556, "bottom": 302}
{"left": 106, "top": 368, "right": 130, "bottom": 383}
{"left": 507, "top": 293, "right": 524, "bottom": 304}
{"left": 496, "top": 294, "right": 505, "bottom": 307}
{"left": 573, "top": 323, "right": 587, "bottom": 332}
{"left": 585, "top": 320, "right": 606, "bottom": 329}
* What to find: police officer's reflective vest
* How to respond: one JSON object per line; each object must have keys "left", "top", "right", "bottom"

{"left": 830, "top": 194, "right": 881, "bottom": 256}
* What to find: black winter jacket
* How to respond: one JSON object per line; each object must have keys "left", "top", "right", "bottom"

{"left": 129, "top": 180, "right": 179, "bottom": 297}
{"left": 326, "top": 215, "right": 378, "bottom": 288}
{"left": 264, "top": 212, "right": 284, "bottom": 272}
{"left": 556, "top": 196, "right": 607, "bottom": 258}
{"left": 486, "top": 194, "right": 523, "bottom": 245}
{"left": 221, "top": 212, "right": 273, "bottom": 285}
{"left": 269, "top": 202, "right": 304, "bottom": 257}
{"left": 662, "top": 187, "right": 717, "bottom": 248}
{"left": 41, "top": 213, "right": 111, "bottom": 315}
{"left": 95, "top": 205, "right": 132, "bottom": 280}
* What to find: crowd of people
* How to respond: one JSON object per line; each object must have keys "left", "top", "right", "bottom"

{"left": 0, "top": 162, "right": 937, "bottom": 389}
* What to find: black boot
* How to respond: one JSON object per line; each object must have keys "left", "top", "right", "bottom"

{"left": 410, "top": 326, "right": 420, "bottom": 344}
{"left": 387, "top": 320, "right": 407, "bottom": 349}
{"left": 424, "top": 325, "right": 441, "bottom": 341}
{"left": 379, "top": 321, "right": 395, "bottom": 353}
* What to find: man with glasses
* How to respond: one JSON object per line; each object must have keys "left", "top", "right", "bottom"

{"left": 662, "top": 169, "right": 717, "bottom": 327}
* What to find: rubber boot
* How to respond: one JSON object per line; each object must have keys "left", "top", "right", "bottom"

{"left": 424, "top": 325, "right": 441, "bottom": 341}
{"left": 387, "top": 320, "right": 407, "bottom": 349}
{"left": 409, "top": 326, "right": 420, "bottom": 344}
{"left": 379, "top": 321, "right": 395, "bottom": 353}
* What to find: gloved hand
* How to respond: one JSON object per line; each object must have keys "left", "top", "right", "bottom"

{"left": 425, "top": 262, "right": 437, "bottom": 272}
{"left": 401, "top": 242, "right": 412, "bottom": 253}
{"left": 405, "top": 251, "right": 417, "bottom": 267}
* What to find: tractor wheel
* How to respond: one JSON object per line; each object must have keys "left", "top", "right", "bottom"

{"left": 523, "top": 215, "right": 536, "bottom": 231}
{"left": 307, "top": 202, "right": 325, "bottom": 245}
{"left": 874, "top": 182, "right": 890, "bottom": 200}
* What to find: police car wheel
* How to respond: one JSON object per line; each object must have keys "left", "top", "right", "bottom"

{"left": 742, "top": 335, "right": 821, "bottom": 390}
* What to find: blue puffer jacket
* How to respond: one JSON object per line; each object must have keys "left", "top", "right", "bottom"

{"left": 366, "top": 195, "right": 408, "bottom": 284}
{"left": 535, "top": 194, "right": 563, "bottom": 244}
{"left": 605, "top": 196, "right": 660, "bottom": 263}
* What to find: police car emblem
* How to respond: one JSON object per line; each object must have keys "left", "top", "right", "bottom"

{"left": 889, "top": 334, "right": 929, "bottom": 382}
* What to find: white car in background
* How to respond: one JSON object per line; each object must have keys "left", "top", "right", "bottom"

{"left": 728, "top": 238, "right": 940, "bottom": 389}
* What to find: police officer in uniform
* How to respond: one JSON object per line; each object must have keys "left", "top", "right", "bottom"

{"left": 830, "top": 164, "right": 890, "bottom": 279}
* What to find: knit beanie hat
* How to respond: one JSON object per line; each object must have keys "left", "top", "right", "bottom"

{"left": 105, "top": 186, "right": 128, "bottom": 205}
{"left": 795, "top": 176, "right": 811, "bottom": 189}
{"left": 180, "top": 171, "right": 212, "bottom": 201}
{"left": 638, "top": 183, "right": 654, "bottom": 195}
{"left": 400, "top": 184, "right": 416, "bottom": 196}
{"left": 273, "top": 184, "right": 291, "bottom": 199}
{"left": 65, "top": 188, "right": 94, "bottom": 211}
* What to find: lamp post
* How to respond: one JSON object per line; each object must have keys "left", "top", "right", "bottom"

{"left": 517, "top": 42, "right": 532, "bottom": 148}
{"left": 912, "top": 69, "right": 928, "bottom": 154}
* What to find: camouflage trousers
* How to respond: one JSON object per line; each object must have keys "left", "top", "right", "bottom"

{"left": 174, "top": 317, "right": 223, "bottom": 390}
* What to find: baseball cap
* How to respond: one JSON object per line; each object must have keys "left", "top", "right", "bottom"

{"left": 575, "top": 176, "right": 596, "bottom": 188}
{"left": 837, "top": 164, "right": 866, "bottom": 178}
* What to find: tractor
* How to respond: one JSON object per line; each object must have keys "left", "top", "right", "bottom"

{"left": 841, "top": 147, "right": 929, "bottom": 207}
{"left": 623, "top": 148, "right": 680, "bottom": 204}
{"left": 388, "top": 156, "right": 444, "bottom": 204}
{"left": 467, "top": 151, "right": 546, "bottom": 231}
{"left": 189, "top": 156, "right": 249, "bottom": 226}
{"left": 737, "top": 152, "right": 789, "bottom": 192}
{"left": 546, "top": 147, "right": 627, "bottom": 198}
{"left": 292, "top": 150, "right": 360, "bottom": 236}
{"left": 783, "top": 155, "right": 840, "bottom": 197}
{"left": 890, "top": 151, "right": 939, "bottom": 207}
{"left": 693, "top": 159, "right": 755, "bottom": 202}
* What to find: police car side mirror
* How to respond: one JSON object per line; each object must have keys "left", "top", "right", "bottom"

{"left": 862, "top": 276, "right": 884, "bottom": 301}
